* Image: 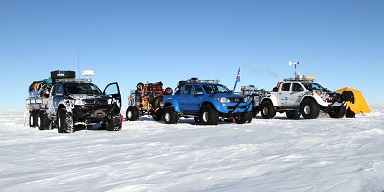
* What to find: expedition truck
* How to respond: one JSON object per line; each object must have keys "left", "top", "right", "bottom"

{"left": 26, "top": 70, "right": 122, "bottom": 133}
{"left": 162, "top": 78, "right": 253, "bottom": 125}
{"left": 258, "top": 75, "right": 354, "bottom": 119}
{"left": 240, "top": 85, "right": 264, "bottom": 117}
{"left": 126, "top": 81, "right": 173, "bottom": 121}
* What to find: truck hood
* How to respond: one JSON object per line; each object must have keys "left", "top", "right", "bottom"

{"left": 213, "top": 93, "right": 245, "bottom": 99}
{"left": 68, "top": 94, "right": 112, "bottom": 101}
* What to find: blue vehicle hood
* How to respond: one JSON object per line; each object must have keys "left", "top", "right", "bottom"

{"left": 211, "top": 93, "right": 244, "bottom": 99}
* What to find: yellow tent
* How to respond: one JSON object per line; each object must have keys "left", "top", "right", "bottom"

{"left": 337, "top": 87, "right": 371, "bottom": 114}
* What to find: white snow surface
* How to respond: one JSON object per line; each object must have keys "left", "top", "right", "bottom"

{"left": 1, "top": 106, "right": 384, "bottom": 192}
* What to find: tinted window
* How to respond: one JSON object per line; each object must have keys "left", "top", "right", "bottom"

{"left": 183, "top": 85, "right": 192, "bottom": 95}
{"left": 302, "top": 83, "right": 325, "bottom": 91}
{"left": 56, "top": 84, "right": 64, "bottom": 95}
{"left": 281, "top": 83, "right": 291, "bottom": 91}
{"left": 292, "top": 83, "right": 304, "bottom": 91}
{"left": 65, "top": 83, "right": 102, "bottom": 94}
{"left": 202, "top": 84, "right": 231, "bottom": 94}
{"left": 193, "top": 85, "right": 203, "bottom": 94}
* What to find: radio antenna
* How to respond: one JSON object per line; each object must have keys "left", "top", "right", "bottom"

{"left": 77, "top": 50, "right": 80, "bottom": 78}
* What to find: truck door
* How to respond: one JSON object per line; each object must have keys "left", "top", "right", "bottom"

{"left": 190, "top": 85, "right": 204, "bottom": 111}
{"left": 103, "top": 82, "right": 121, "bottom": 108}
{"left": 51, "top": 84, "right": 64, "bottom": 115}
{"left": 279, "top": 82, "right": 304, "bottom": 107}
{"left": 278, "top": 83, "right": 291, "bottom": 106}
{"left": 179, "top": 85, "right": 193, "bottom": 111}
{"left": 289, "top": 83, "right": 305, "bottom": 107}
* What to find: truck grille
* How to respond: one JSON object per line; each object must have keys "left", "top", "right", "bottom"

{"left": 84, "top": 99, "right": 108, "bottom": 105}
{"left": 229, "top": 98, "right": 244, "bottom": 102}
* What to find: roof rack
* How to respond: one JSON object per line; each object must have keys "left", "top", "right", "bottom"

{"left": 55, "top": 78, "right": 90, "bottom": 84}
{"left": 176, "top": 77, "right": 220, "bottom": 89}
{"left": 186, "top": 77, "right": 220, "bottom": 84}
{"left": 283, "top": 75, "right": 316, "bottom": 82}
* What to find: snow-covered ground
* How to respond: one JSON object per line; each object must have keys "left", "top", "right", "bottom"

{"left": 1, "top": 106, "right": 384, "bottom": 192}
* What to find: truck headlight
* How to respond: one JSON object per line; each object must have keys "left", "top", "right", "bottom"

{"left": 217, "top": 98, "right": 230, "bottom": 102}
{"left": 74, "top": 100, "right": 86, "bottom": 106}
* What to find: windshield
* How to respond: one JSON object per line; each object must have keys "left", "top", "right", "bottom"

{"left": 202, "top": 84, "right": 231, "bottom": 94}
{"left": 302, "top": 83, "right": 326, "bottom": 91}
{"left": 65, "top": 83, "right": 102, "bottom": 95}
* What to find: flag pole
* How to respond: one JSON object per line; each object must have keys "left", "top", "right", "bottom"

{"left": 233, "top": 67, "right": 240, "bottom": 92}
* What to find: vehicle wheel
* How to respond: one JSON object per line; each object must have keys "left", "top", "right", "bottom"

{"left": 57, "top": 109, "right": 74, "bottom": 133}
{"left": 126, "top": 106, "right": 139, "bottom": 121}
{"left": 148, "top": 95, "right": 155, "bottom": 104}
{"left": 328, "top": 106, "right": 346, "bottom": 118}
{"left": 164, "top": 106, "right": 178, "bottom": 124}
{"left": 29, "top": 110, "right": 38, "bottom": 127}
{"left": 235, "top": 111, "right": 252, "bottom": 124}
{"left": 252, "top": 107, "right": 259, "bottom": 118}
{"left": 246, "top": 111, "right": 253, "bottom": 123}
{"left": 51, "top": 70, "right": 75, "bottom": 79}
{"left": 199, "top": 105, "right": 219, "bottom": 125}
{"left": 300, "top": 99, "right": 320, "bottom": 119}
{"left": 260, "top": 101, "right": 276, "bottom": 119}
{"left": 38, "top": 110, "right": 50, "bottom": 130}
{"left": 107, "top": 115, "right": 122, "bottom": 131}
{"left": 137, "top": 82, "right": 144, "bottom": 90}
{"left": 165, "top": 87, "right": 173, "bottom": 95}
{"left": 286, "top": 110, "right": 301, "bottom": 119}
{"left": 153, "top": 96, "right": 163, "bottom": 109}
{"left": 152, "top": 110, "right": 163, "bottom": 121}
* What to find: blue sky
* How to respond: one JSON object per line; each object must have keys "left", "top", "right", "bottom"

{"left": 1, "top": 0, "right": 383, "bottom": 110}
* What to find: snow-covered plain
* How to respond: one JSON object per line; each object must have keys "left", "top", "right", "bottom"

{"left": 1, "top": 106, "right": 384, "bottom": 192}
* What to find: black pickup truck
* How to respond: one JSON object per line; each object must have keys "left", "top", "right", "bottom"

{"left": 26, "top": 70, "right": 122, "bottom": 133}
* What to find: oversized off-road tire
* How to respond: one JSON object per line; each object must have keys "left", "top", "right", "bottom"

{"left": 153, "top": 96, "right": 163, "bottom": 109}
{"left": 106, "top": 115, "right": 122, "bottom": 131}
{"left": 38, "top": 110, "right": 50, "bottom": 130}
{"left": 152, "top": 110, "right": 163, "bottom": 121}
{"left": 342, "top": 91, "right": 354, "bottom": 102}
{"left": 136, "top": 82, "right": 144, "bottom": 90}
{"left": 286, "top": 110, "right": 301, "bottom": 119}
{"left": 246, "top": 111, "right": 253, "bottom": 123}
{"left": 57, "top": 109, "right": 74, "bottom": 133}
{"left": 29, "top": 110, "right": 38, "bottom": 127}
{"left": 260, "top": 101, "right": 276, "bottom": 119}
{"left": 148, "top": 95, "right": 155, "bottom": 104}
{"left": 235, "top": 111, "right": 252, "bottom": 124}
{"left": 252, "top": 107, "right": 259, "bottom": 118}
{"left": 165, "top": 87, "right": 173, "bottom": 95}
{"left": 126, "top": 106, "right": 139, "bottom": 121}
{"left": 51, "top": 70, "right": 75, "bottom": 80}
{"left": 199, "top": 105, "right": 219, "bottom": 125}
{"left": 300, "top": 99, "right": 320, "bottom": 119}
{"left": 164, "top": 106, "right": 178, "bottom": 124}
{"left": 328, "top": 106, "right": 346, "bottom": 118}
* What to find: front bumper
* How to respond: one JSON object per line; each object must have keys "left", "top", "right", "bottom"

{"left": 216, "top": 101, "right": 252, "bottom": 114}
{"left": 72, "top": 104, "right": 120, "bottom": 122}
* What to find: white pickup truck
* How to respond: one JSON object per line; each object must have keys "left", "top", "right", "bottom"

{"left": 258, "top": 75, "right": 354, "bottom": 119}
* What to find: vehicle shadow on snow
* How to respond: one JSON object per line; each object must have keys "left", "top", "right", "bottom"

{"left": 126, "top": 116, "right": 237, "bottom": 125}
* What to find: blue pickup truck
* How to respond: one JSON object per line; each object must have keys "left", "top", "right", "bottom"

{"left": 162, "top": 78, "right": 253, "bottom": 125}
